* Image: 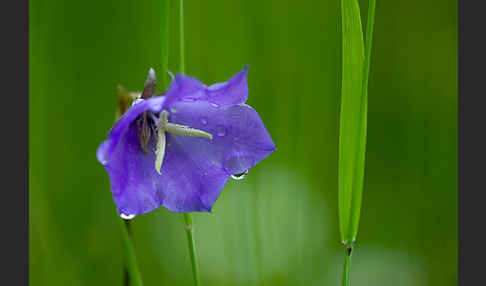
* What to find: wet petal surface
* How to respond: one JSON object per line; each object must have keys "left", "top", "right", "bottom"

{"left": 97, "top": 66, "right": 275, "bottom": 215}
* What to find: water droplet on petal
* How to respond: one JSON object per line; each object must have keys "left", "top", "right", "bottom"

{"left": 120, "top": 213, "right": 136, "bottom": 220}
{"left": 200, "top": 117, "right": 208, "bottom": 125}
{"left": 210, "top": 102, "right": 220, "bottom": 108}
{"left": 216, "top": 125, "right": 226, "bottom": 137}
{"left": 97, "top": 142, "right": 109, "bottom": 165}
{"left": 247, "top": 120, "right": 257, "bottom": 128}
{"left": 231, "top": 170, "right": 249, "bottom": 180}
{"left": 97, "top": 152, "right": 108, "bottom": 165}
{"left": 223, "top": 153, "right": 255, "bottom": 175}
{"left": 170, "top": 107, "right": 178, "bottom": 113}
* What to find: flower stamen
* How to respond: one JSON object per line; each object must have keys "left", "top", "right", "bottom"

{"left": 155, "top": 127, "right": 166, "bottom": 175}
{"left": 154, "top": 110, "right": 212, "bottom": 175}
{"left": 137, "top": 112, "right": 152, "bottom": 153}
{"left": 164, "top": 123, "right": 213, "bottom": 139}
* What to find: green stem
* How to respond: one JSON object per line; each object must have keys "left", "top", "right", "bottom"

{"left": 120, "top": 219, "right": 144, "bottom": 286}
{"left": 179, "top": 0, "right": 185, "bottom": 74}
{"left": 123, "top": 220, "right": 131, "bottom": 286}
{"left": 183, "top": 213, "right": 202, "bottom": 286}
{"left": 341, "top": 246, "right": 352, "bottom": 286}
{"left": 159, "top": 0, "right": 169, "bottom": 90}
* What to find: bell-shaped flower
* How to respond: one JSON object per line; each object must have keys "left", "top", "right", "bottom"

{"left": 97, "top": 66, "right": 275, "bottom": 216}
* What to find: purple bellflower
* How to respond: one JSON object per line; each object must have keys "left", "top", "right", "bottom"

{"left": 97, "top": 66, "right": 275, "bottom": 217}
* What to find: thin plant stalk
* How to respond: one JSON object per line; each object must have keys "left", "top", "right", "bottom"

{"left": 120, "top": 219, "right": 144, "bottom": 286}
{"left": 179, "top": 0, "right": 185, "bottom": 74}
{"left": 159, "top": 0, "right": 169, "bottom": 90}
{"left": 183, "top": 213, "right": 202, "bottom": 286}
{"left": 123, "top": 220, "right": 131, "bottom": 286}
{"left": 341, "top": 247, "right": 352, "bottom": 286}
{"left": 178, "top": 1, "right": 201, "bottom": 285}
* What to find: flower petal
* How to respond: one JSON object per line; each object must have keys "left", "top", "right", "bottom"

{"left": 97, "top": 96, "right": 165, "bottom": 165}
{"left": 166, "top": 100, "right": 276, "bottom": 177}
{"left": 100, "top": 123, "right": 160, "bottom": 215}
{"left": 206, "top": 65, "right": 248, "bottom": 105}
{"left": 163, "top": 66, "right": 249, "bottom": 107}
{"left": 97, "top": 66, "right": 274, "bottom": 215}
{"left": 98, "top": 118, "right": 229, "bottom": 214}
{"left": 157, "top": 133, "right": 230, "bottom": 212}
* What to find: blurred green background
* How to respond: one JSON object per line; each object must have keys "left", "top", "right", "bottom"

{"left": 29, "top": 0, "right": 457, "bottom": 285}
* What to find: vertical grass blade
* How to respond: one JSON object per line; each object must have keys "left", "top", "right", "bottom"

{"left": 159, "top": 0, "right": 169, "bottom": 90}
{"left": 338, "top": 0, "right": 376, "bottom": 284}
{"left": 362, "top": 0, "right": 376, "bottom": 101}
{"left": 178, "top": 0, "right": 185, "bottom": 74}
{"left": 338, "top": 0, "right": 365, "bottom": 245}
{"left": 350, "top": 0, "right": 376, "bottom": 241}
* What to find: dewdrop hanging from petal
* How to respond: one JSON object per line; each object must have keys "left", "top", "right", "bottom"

{"left": 97, "top": 66, "right": 276, "bottom": 216}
